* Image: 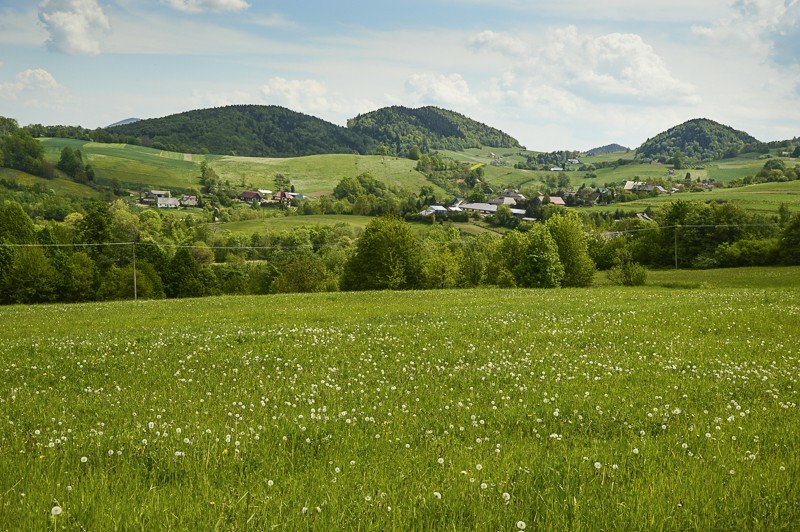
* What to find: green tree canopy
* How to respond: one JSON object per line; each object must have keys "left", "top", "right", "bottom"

{"left": 546, "top": 213, "right": 596, "bottom": 287}
{"left": 341, "top": 215, "right": 422, "bottom": 291}
{"left": 514, "top": 224, "right": 564, "bottom": 288}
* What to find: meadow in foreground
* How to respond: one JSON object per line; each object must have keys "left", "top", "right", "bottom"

{"left": 1, "top": 280, "right": 798, "bottom": 529}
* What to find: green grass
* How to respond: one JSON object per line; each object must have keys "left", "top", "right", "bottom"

{"left": 0, "top": 167, "right": 102, "bottom": 200}
{"left": 646, "top": 265, "right": 800, "bottom": 289}
{"left": 210, "top": 154, "right": 445, "bottom": 196}
{"left": 39, "top": 139, "right": 449, "bottom": 197}
{"left": 40, "top": 138, "right": 201, "bottom": 191}
{"left": 1, "top": 276, "right": 799, "bottom": 529}
{"left": 590, "top": 180, "right": 800, "bottom": 215}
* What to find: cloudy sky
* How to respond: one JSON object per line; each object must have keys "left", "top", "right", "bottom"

{"left": 0, "top": 0, "right": 798, "bottom": 151}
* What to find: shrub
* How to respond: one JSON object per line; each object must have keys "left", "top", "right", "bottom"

{"left": 607, "top": 250, "right": 647, "bottom": 286}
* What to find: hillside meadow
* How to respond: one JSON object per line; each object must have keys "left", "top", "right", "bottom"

{"left": 591, "top": 180, "right": 800, "bottom": 216}
{"left": 38, "top": 139, "right": 447, "bottom": 197}
{"left": 1, "top": 268, "right": 798, "bottom": 529}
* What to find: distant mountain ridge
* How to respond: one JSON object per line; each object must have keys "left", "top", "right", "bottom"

{"left": 637, "top": 118, "right": 759, "bottom": 161}
{"left": 586, "top": 143, "right": 628, "bottom": 156}
{"left": 106, "top": 118, "right": 141, "bottom": 128}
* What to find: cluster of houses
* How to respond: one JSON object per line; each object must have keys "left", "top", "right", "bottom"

{"left": 238, "top": 189, "right": 304, "bottom": 205}
{"left": 419, "top": 190, "right": 566, "bottom": 219}
{"left": 140, "top": 190, "right": 197, "bottom": 209}
{"left": 623, "top": 181, "right": 673, "bottom": 194}
{"left": 139, "top": 189, "right": 307, "bottom": 209}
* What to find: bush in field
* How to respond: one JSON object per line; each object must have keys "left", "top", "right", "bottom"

{"left": 546, "top": 213, "right": 595, "bottom": 286}
{"left": 781, "top": 213, "right": 800, "bottom": 265}
{"left": 3, "top": 246, "right": 59, "bottom": 303}
{"left": 486, "top": 230, "right": 529, "bottom": 287}
{"left": 420, "top": 225, "right": 464, "bottom": 289}
{"left": 97, "top": 262, "right": 164, "bottom": 300}
{"left": 341, "top": 215, "right": 423, "bottom": 291}
{"left": 715, "top": 239, "right": 780, "bottom": 267}
{"left": 272, "top": 251, "right": 332, "bottom": 293}
{"left": 514, "top": 224, "right": 564, "bottom": 288}
{"left": 607, "top": 250, "right": 648, "bottom": 286}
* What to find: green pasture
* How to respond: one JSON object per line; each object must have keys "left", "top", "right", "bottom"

{"left": 1, "top": 272, "right": 799, "bottom": 529}
{"left": 590, "top": 180, "right": 800, "bottom": 215}
{"left": 210, "top": 154, "right": 444, "bottom": 196}
{"left": 0, "top": 167, "right": 101, "bottom": 200}
{"left": 40, "top": 138, "right": 201, "bottom": 191}
{"left": 645, "top": 265, "right": 800, "bottom": 289}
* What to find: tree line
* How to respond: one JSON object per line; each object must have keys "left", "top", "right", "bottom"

{"left": 2, "top": 195, "right": 798, "bottom": 305}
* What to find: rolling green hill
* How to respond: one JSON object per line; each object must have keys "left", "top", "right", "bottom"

{"left": 637, "top": 118, "right": 759, "bottom": 162}
{"left": 347, "top": 106, "right": 522, "bottom": 155}
{"left": 107, "top": 105, "right": 377, "bottom": 157}
{"left": 37, "top": 138, "right": 449, "bottom": 197}
{"left": 103, "top": 105, "right": 525, "bottom": 159}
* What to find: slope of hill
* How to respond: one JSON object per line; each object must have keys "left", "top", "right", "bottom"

{"left": 586, "top": 143, "right": 628, "bottom": 156}
{"left": 347, "top": 106, "right": 522, "bottom": 154}
{"left": 107, "top": 105, "right": 377, "bottom": 157}
{"left": 637, "top": 118, "right": 758, "bottom": 162}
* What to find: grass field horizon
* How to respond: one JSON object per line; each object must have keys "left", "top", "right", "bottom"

{"left": 1, "top": 267, "right": 798, "bottom": 529}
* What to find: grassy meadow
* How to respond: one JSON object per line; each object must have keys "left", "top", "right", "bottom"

{"left": 1, "top": 267, "right": 799, "bottom": 529}
{"left": 40, "top": 138, "right": 201, "bottom": 192}
{"left": 590, "top": 180, "right": 800, "bottom": 216}
{"left": 38, "top": 139, "right": 448, "bottom": 197}
{"left": 0, "top": 167, "right": 101, "bottom": 200}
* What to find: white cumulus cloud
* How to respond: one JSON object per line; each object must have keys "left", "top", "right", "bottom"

{"left": 470, "top": 26, "right": 698, "bottom": 107}
{"left": 0, "top": 68, "right": 62, "bottom": 101}
{"left": 406, "top": 73, "right": 478, "bottom": 108}
{"left": 165, "top": 0, "right": 250, "bottom": 14}
{"left": 38, "top": 0, "right": 110, "bottom": 55}
{"left": 692, "top": 0, "right": 800, "bottom": 65}
{"left": 468, "top": 30, "right": 528, "bottom": 57}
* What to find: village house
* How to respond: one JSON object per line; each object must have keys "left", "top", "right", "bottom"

{"left": 623, "top": 181, "right": 668, "bottom": 194}
{"left": 140, "top": 190, "right": 170, "bottom": 205}
{"left": 538, "top": 195, "right": 566, "bottom": 206}
{"left": 459, "top": 202, "right": 527, "bottom": 218}
{"left": 180, "top": 195, "right": 198, "bottom": 207}
{"left": 239, "top": 191, "right": 263, "bottom": 204}
{"left": 157, "top": 196, "right": 180, "bottom": 208}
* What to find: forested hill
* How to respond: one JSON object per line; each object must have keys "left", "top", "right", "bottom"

{"left": 107, "top": 105, "right": 377, "bottom": 157}
{"left": 636, "top": 118, "right": 759, "bottom": 162}
{"left": 347, "top": 106, "right": 522, "bottom": 155}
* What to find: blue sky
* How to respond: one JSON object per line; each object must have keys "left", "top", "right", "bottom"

{"left": 1, "top": 0, "right": 798, "bottom": 151}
